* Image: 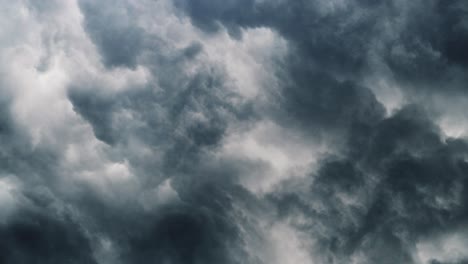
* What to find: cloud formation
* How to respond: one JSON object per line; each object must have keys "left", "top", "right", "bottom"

{"left": 1, "top": 0, "right": 468, "bottom": 263}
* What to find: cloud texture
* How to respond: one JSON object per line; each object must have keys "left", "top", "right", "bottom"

{"left": 1, "top": 0, "right": 468, "bottom": 263}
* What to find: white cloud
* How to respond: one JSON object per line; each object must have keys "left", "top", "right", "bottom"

{"left": 416, "top": 229, "right": 468, "bottom": 264}
{"left": 221, "top": 120, "right": 325, "bottom": 193}
{"left": 0, "top": 176, "right": 20, "bottom": 223}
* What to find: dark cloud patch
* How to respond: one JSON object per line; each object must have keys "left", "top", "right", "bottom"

{"left": 424, "top": 0, "right": 468, "bottom": 67}
{"left": 63, "top": 29, "right": 262, "bottom": 261}
{"left": 270, "top": 157, "right": 372, "bottom": 262}
{"left": 0, "top": 95, "right": 15, "bottom": 139}
{"left": 68, "top": 89, "right": 117, "bottom": 145}
{"left": 176, "top": 0, "right": 383, "bottom": 77}
{"left": 263, "top": 3, "right": 381, "bottom": 77}
{"left": 173, "top": 0, "right": 257, "bottom": 38}
{"left": 71, "top": 186, "right": 250, "bottom": 264}
{"left": 0, "top": 96, "right": 94, "bottom": 263}
{"left": 122, "top": 203, "right": 245, "bottom": 264}
{"left": 272, "top": 62, "right": 386, "bottom": 140}
{"left": 62, "top": 153, "right": 263, "bottom": 264}
{"left": 68, "top": 58, "right": 255, "bottom": 186}
{"left": 383, "top": 0, "right": 468, "bottom": 92}
{"left": 0, "top": 205, "right": 96, "bottom": 264}
{"left": 441, "top": 1, "right": 468, "bottom": 67}
{"left": 176, "top": 0, "right": 468, "bottom": 96}
{"left": 270, "top": 105, "right": 468, "bottom": 263}
{"left": 175, "top": 0, "right": 390, "bottom": 150}
{"left": 68, "top": 74, "right": 225, "bottom": 145}
{"left": 78, "top": 0, "right": 145, "bottom": 68}
{"left": 349, "top": 105, "right": 443, "bottom": 167}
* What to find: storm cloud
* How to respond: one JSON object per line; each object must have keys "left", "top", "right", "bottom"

{"left": 1, "top": 0, "right": 468, "bottom": 263}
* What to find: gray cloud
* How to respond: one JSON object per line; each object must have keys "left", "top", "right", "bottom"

{"left": 0, "top": 203, "right": 97, "bottom": 264}
{"left": 269, "top": 105, "right": 468, "bottom": 263}
{"left": 78, "top": 0, "right": 145, "bottom": 68}
{"left": 1, "top": 0, "right": 468, "bottom": 263}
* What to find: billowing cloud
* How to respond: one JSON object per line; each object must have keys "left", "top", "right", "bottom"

{"left": 1, "top": 0, "right": 468, "bottom": 263}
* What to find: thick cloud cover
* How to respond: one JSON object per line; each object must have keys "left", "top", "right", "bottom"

{"left": 1, "top": 0, "right": 468, "bottom": 263}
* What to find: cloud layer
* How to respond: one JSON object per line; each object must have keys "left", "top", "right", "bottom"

{"left": 1, "top": 0, "right": 468, "bottom": 263}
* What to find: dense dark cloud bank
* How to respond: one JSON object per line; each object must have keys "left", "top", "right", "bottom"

{"left": 1, "top": 0, "right": 468, "bottom": 263}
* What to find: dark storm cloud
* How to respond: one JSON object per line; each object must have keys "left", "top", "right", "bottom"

{"left": 65, "top": 58, "right": 263, "bottom": 262}
{"left": 67, "top": 66, "right": 251, "bottom": 157}
{"left": 0, "top": 95, "right": 15, "bottom": 143}
{"left": 272, "top": 60, "right": 386, "bottom": 140}
{"left": 175, "top": 0, "right": 390, "bottom": 145}
{"left": 0, "top": 205, "right": 97, "bottom": 264}
{"left": 118, "top": 178, "right": 261, "bottom": 264}
{"left": 173, "top": 0, "right": 258, "bottom": 38}
{"left": 178, "top": 0, "right": 468, "bottom": 94}
{"left": 270, "top": 105, "right": 468, "bottom": 263}
{"left": 78, "top": 0, "right": 145, "bottom": 68}
{"left": 168, "top": 2, "right": 468, "bottom": 262}
{"left": 383, "top": 0, "right": 468, "bottom": 93}
{"left": 123, "top": 207, "right": 240, "bottom": 264}
{"left": 2, "top": 0, "right": 468, "bottom": 263}
{"left": 67, "top": 5, "right": 256, "bottom": 177}
{"left": 71, "top": 0, "right": 251, "bottom": 150}
{"left": 62, "top": 2, "right": 264, "bottom": 262}
{"left": 70, "top": 181, "right": 254, "bottom": 264}
{"left": 0, "top": 93, "right": 95, "bottom": 264}
{"left": 175, "top": 0, "right": 384, "bottom": 76}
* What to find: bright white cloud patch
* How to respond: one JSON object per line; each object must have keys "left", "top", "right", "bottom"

{"left": 416, "top": 229, "right": 468, "bottom": 264}
{"left": 0, "top": 176, "right": 19, "bottom": 223}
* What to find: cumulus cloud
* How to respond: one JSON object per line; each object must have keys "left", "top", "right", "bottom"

{"left": 1, "top": 0, "right": 468, "bottom": 263}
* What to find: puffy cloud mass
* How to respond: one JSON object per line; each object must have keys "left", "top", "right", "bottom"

{"left": 1, "top": 0, "right": 468, "bottom": 263}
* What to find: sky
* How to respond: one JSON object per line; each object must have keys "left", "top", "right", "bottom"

{"left": 1, "top": 0, "right": 468, "bottom": 263}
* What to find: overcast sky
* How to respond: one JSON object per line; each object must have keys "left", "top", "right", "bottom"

{"left": 1, "top": 0, "right": 468, "bottom": 263}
